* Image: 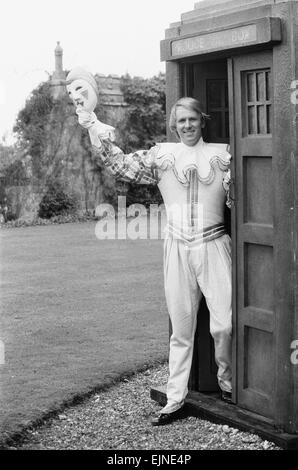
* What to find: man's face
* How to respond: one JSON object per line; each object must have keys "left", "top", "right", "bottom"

{"left": 175, "top": 106, "right": 204, "bottom": 146}
{"left": 66, "top": 78, "right": 97, "bottom": 112}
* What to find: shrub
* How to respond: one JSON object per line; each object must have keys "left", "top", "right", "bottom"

{"left": 38, "top": 182, "right": 78, "bottom": 219}
{"left": 5, "top": 211, "right": 18, "bottom": 222}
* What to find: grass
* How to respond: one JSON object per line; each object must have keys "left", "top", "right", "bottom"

{"left": 0, "top": 221, "right": 169, "bottom": 445}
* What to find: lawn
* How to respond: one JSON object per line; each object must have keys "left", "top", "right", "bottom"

{"left": 0, "top": 221, "right": 169, "bottom": 445}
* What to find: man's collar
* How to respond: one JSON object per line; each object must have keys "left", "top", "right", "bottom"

{"left": 180, "top": 137, "right": 204, "bottom": 150}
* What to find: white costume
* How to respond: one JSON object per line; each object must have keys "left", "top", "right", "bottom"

{"left": 77, "top": 112, "right": 233, "bottom": 415}
{"left": 151, "top": 139, "right": 232, "bottom": 413}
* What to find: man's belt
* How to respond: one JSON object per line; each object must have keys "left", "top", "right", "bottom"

{"left": 165, "top": 222, "right": 227, "bottom": 245}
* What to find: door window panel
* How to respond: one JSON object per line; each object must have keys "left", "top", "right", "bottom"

{"left": 243, "top": 69, "right": 272, "bottom": 136}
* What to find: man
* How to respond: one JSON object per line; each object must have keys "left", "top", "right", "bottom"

{"left": 66, "top": 68, "right": 233, "bottom": 426}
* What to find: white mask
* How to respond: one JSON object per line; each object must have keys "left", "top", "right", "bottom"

{"left": 66, "top": 78, "right": 98, "bottom": 112}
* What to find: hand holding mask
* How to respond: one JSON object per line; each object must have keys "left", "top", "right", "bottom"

{"left": 76, "top": 108, "right": 97, "bottom": 129}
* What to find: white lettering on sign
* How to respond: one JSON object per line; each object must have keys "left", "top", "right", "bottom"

{"left": 171, "top": 24, "right": 257, "bottom": 57}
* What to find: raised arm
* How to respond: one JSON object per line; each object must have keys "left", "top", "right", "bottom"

{"left": 77, "top": 109, "right": 160, "bottom": 186}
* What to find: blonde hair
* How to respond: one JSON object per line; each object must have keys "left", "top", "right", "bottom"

{"left": 169, "top": 97, "right": 210, "bottom": 134}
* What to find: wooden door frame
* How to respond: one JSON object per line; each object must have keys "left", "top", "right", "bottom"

{"left": 227, "top": 57, "right": 238, "bottom": 405}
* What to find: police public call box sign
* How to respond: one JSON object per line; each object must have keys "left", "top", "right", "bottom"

{"left": 172, "top": 25, "right": 257, "bottom": 56}
{"left": 161, "top": 18, "right": 281, "bottom": 61}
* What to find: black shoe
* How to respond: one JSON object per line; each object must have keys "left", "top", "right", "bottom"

{"left": 221, "top": 390, "right": 233, "bottom": 403}
{"left": 151, "top": 406, "right": 186, "bottom": 426}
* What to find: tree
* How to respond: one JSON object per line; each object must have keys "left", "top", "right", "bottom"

{"left": 13, "top": 82, "right": 55, "bottom": 181}
{"left": 118, "top": 73, "right": 166, "bottom": 152}
{"left": 0, "top": 143, "right": 18, "bottom": 171}
{"left": 13, "top": 80, "right": 85, "bottom": 186}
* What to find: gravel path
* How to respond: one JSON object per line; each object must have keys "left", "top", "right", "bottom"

{"left": 8, "top": 363, "right": 281, "bottom": 450}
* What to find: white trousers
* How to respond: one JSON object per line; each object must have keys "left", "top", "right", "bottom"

{"left": 161, "top": 234, "right": 232, "bottom": 414}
